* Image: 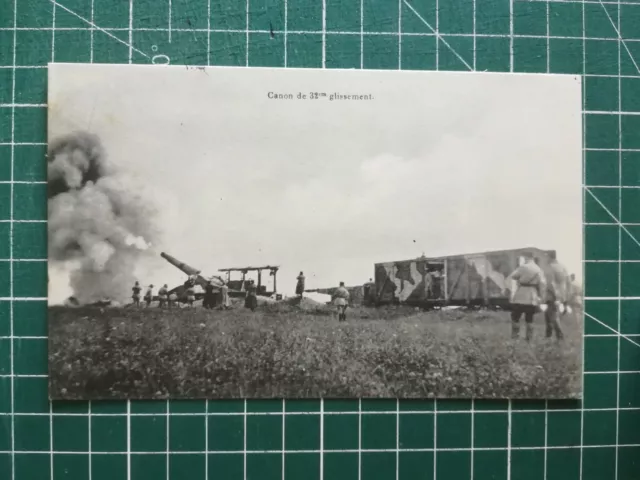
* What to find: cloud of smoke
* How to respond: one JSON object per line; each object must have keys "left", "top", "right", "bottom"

{"left": 48, "top": 131, "right": 158, "bottom": 304}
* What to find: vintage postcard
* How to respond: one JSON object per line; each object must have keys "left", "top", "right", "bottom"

{"left": 47, "top": 64, "right": 583, "bottom": 400}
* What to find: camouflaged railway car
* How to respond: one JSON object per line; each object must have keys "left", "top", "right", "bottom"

{"left": 373, "top": 247, "right": 556, "bottom": 309}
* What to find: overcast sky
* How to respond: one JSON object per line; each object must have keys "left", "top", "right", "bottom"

{"left": 48, "top": 64, "right": 583, "bottom": 301}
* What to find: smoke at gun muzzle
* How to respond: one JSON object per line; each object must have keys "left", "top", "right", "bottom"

{"left": 48, "top": 131, "right": 158, "bottom": 304}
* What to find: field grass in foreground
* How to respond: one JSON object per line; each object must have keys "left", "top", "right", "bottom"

{"left": 48, "top": 305, "right": 583, "bottom": 400}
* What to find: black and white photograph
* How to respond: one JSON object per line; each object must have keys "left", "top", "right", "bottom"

{"left": 47, "top": 64, "right": 583, "bottom": 400}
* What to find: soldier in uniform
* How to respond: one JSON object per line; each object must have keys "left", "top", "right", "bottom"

{"left": 332, "top": 282, "right": 351, "bottom": 322}
{"left": 507, "top": 254, "right": 546, "bottom": 341}
{"left": 568, "top": 273, "right": 583, "bottom": 313}
{"left": 363, "top": 278, "right": 375, "bottom": 306}
{"left": 203, "top": 281, "right": 216, "bottom": 309}
{"left": 144, "top": 284, "right": 154, "bottom": 307}
{"left": 541, "top": 252, "right": 571, "bottom": 341}
{"left": 158, "top": 284, "right": 168, "bottom": 308}
{"left": 295, "top": 272, "right": 305, "bottom": 298}
{"left": 220, "top": 282, "right": 230, "bottom": 310}
{"left": 132, "top": 281, "right": 142, "bottom": 307}
{"left": 245, "top": 280, "right": 258, "bottom": 311}
{"left": 168, "top": 291, "right": 178, "bottom": 308}
{"left": 186, "top": 284, "right": 196, "bottom": 307}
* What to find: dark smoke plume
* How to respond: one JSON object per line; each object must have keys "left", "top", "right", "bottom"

{"left": 48, "top": 132, "right": 110, "bottom": 199}
{"left": 48, "top": 131, "right": 158, "bottom": 304}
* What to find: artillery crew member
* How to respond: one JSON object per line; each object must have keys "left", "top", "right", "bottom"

{"left": 144, "top": 285, "right": 154, "bottom": 307}
{"left": 296, "top": 272, "right": 305, "bottom": 298}
{"left": 245, "top": 280, "right": 258, "bottom": 312}
{"left": 332, "top": 282, "right": 350, "bottom": 322}
{"left": 220, "top": 282, "right": 230, "bottom": 310}
{"left": 203, "top": 281, "right": 216, "bottom": 309}
{"left": 186, "top": 284, "right": 196, "bottom": 307}
{"left": 168, "top": 291, "right": 178, "bottom": 308}
{"left": 158, "top": 284, "right": 168, "bottom": 308}
{"left": 542, "top": 252, "right": 570, "bottom": 341}
{"left": 568, "top": 273, "right": 583, "bottom": 312}
{"left": 132, "top": 281, "right": 142, "bottom": 307}
{"left": 363, "top": 278, "right": 375, "bottom": 306}
{"left": 507, "top": 254, "right": 546, "bottom": 342}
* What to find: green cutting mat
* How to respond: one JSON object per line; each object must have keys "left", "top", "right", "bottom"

{"left": 1, "top": 0, "right": 639, "bottom": 478}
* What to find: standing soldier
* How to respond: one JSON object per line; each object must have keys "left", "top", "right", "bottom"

{"left": 168, "top": 291, "right": 178, "bottom": 308}
{"left": 541, "top": 252, "right": 570, "bottom": 341}
{"left": 245, "top": 280, "right": 258, "bottom": 312}
{"left": 220, "top": 282, "right": 230, "bottom": 310}
{"left": 203, "top": 281, "right": 216, "bottom": 309}
{"left": 158, "top": 284, "right": 168, "bottom": 308}
{"left": 363, "top": 278, "right": 375, "bottom": 307}
{"left": 332, "top": 282, "right": 350, "bottom": 322}
{"left": 568, "top": 273, "right": 583, "bottom": 313}
{"left": 132, "top": 281, "right": 142, "bottom": 307}
{"left": 424, "top": 271, "right": 434, "bottom": 299}
{"left": 186, "top": 284, "right": 196, "bottom": 308}
{"left": 296, "top": 272, "right": 305, "bottom": 298}
{"left": 144, "top": 284, "right": 154, "bottom": 307}
{"left": 507, "top": 254, "right": 546, "bottom": 342}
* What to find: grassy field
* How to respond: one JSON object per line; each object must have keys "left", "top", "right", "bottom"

{"left": 48, "top": 303, "right": 583, "bottom": 400}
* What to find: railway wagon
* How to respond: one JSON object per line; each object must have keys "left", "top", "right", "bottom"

{"left": 374, "top": 247, "right": 556, "bottom": 308}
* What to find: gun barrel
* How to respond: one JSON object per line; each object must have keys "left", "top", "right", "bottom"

{"left": 160, "top": 252, "right": 201, "bottom": 276}
{"left": 305, "top": 288, "right": 336, "bottom": 295}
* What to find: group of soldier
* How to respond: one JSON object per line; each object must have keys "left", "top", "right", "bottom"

{"left": 131, "top": 281, "right": 176, "bottom": 308}
{"left": 129, "top": 277, "right": 235, "bottom": 310}
{"left": 508, "top": 251, "right": 581, "bottom": 342}
{"left": 203, "top": 281, "right": 232, "bottom": 310}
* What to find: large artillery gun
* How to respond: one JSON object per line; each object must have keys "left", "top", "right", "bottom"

{"left": 160, "top": 252, "right": 226, "bottom": 300}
